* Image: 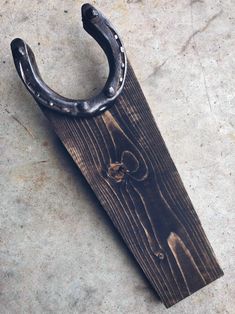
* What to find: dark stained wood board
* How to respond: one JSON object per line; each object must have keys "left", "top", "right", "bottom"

{"left": 41, "top": 63, "right": 223, "bottom": 308}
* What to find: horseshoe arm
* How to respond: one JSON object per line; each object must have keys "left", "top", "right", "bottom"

{"left": 11, "top": 3, "right": 127, "bottom": 117}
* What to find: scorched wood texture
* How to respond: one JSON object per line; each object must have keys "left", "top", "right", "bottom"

{"left": 41, "top": 64, "right": 223, "bottom": 308}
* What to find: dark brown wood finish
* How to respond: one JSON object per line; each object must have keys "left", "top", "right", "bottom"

{"left": 42, "top": 63, "right": 223, "bottom": 308}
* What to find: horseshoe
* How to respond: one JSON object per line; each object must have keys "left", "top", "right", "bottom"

{"left": 11, "top": 3, "right": 127, "bottom": 117}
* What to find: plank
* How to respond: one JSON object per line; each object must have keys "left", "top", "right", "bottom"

{"left": 41, "top": 63, "right": 223, "bottom": 308}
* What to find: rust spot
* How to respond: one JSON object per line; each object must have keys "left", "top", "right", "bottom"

{"left": 108, "top": 162, "right": 127, "bottom": 182}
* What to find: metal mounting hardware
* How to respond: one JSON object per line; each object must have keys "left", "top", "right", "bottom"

{"left": 11, "top": 3, "right": 127, "bottom": 117}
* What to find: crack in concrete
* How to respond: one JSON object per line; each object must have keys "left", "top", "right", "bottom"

{"left": 187, "top": 8, "right": 223, "bottom": 112}
{"left": 145, "top": 55, "right": 176, "bottom": 80}
{"left": 5, "top": 109, "right": 35, "bottom": 138}
{"left": 145, "top": 9, "right": 222, "bottom": 82}
{"left": 181, "top": 10, "right": 223, "bottom": 54}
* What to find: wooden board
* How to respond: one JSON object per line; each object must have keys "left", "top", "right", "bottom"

{"left": 41, "top": 63, "right": 223, "bottom": 308}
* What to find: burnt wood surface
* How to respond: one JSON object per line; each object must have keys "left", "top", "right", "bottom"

{"left": 41, "top": 63, "right": 223, "bottom": 308}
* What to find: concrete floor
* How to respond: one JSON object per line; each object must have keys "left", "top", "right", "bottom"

{"left": 0, "top": 0, "right": 234, "bottom": 313}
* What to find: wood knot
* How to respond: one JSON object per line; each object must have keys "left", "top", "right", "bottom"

{"left": 108, "top": 162, "right": 128, "bottom": 182}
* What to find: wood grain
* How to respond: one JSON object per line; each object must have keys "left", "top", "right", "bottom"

{"left": 41, "top": 63, "right": 223, "bottom": 308}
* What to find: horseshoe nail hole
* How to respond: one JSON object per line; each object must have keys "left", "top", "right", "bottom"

{"left": 155, "top": 250, "right": 165, "bottom": 261}
{"left": 62, "top": 107, "right": 70, "bottom": 113}
{"left": 18, "top": 47, "right": 25, "bottom": 56}
{"left": 108, "top": 162, "right": 128, "bottom": 182}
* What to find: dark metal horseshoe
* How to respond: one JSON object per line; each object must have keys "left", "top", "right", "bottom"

{"left": 11, "top": 3, "right": 127, "bottom": 117}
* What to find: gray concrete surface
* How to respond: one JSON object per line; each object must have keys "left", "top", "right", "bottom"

{"left": 0, "top": 0, "right": 234, "bottom": 313}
